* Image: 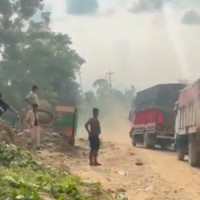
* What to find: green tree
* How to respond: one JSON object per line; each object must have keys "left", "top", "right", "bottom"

{"left": 92, "top": 78, "right": 132, "bottom": 117}
{"left": 0, "top": 0, "right": 85, "bottom": 111}
{"left": 84, "top": 91, "right": 96, "bottom": 105}
{"left": 93, "top": 78, "right": 109, "bottom": 97}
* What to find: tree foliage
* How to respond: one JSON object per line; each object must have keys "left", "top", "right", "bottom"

{"left": 93, "top": 78, "right": 110, "bottom": 97}
{"left": 0, "top": 0, "right": 85, "bottom": 111}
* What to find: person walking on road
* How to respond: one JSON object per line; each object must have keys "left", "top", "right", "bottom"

{"left": 26, "top": 104, "right": 41, "bottom": 150}
{"left": 85, "top": 108, "right": 102, "bottom": 166}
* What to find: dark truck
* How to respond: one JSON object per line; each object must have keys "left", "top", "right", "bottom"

{"left": 130, "top": 83, "right": 185, "bottom": 149}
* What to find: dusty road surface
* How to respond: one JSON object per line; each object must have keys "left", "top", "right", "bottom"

{"left": 34, "top": 130, "right": 200, "bottom": 200}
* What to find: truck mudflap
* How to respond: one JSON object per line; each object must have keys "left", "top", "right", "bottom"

{"left": 176, "top": 134, "right": 188, "bottom": 148}
{"left": 144, "top": 131, "right": 156, "bottom": 149}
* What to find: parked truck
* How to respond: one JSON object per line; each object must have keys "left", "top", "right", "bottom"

{"left": 130, "top": 83, "right": 185, "bottom": 149}
{"left": 175, "top": 79, "right": 200, "bottom": 167}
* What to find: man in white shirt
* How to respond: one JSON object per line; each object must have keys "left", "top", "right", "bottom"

{"left": 22, "top": 85, "right": 39, "bottom": 130}
{"left": 25, "top": 85, "right": 39, "bottom": 106}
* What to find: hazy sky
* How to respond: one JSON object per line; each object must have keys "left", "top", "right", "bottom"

{"left": 44, "top": 0, "right": 200, "bottom": 92}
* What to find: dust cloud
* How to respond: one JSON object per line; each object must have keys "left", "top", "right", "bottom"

{"left": 77, "top": 101, "right": 132, "bottom": 145}
{"left": 100, "top": 107, "right": 131, "bottom": 144}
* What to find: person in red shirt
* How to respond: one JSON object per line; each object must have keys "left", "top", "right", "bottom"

{"left": 85, "top": 108, "right": 101, "bottom": 166}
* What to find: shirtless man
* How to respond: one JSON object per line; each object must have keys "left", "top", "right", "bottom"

{"left": 85, "top": 108, "right": 102, "bottom": 166}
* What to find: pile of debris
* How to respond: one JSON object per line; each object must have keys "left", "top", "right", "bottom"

{"left": 0, "top": 120, "right": 32, "bottom": 151}
{"left": 0, "top": 122, "right": 115, "bottom": 200}
{"left": 37, "top": 99, "right": 54, "bottom": 125}
{"left": 0, "top": 141, "right": 115, "bottom": 200}
{"left": 0, "top": 121, "right": 16, "bottom": 144}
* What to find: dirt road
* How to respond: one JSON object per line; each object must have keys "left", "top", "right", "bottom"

{"left": 36, "top": 131, "right": 200, "bottom": 200}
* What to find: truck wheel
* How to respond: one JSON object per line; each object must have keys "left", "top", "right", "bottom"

{"left": 188, "top": 135, "right": 200, "bottom": 167}
{"left": 177, "top": 148, "right": 185, "bottom": 161}
{"left": 132, "top": 134, "right": 136, "bottom": 147}
{"left": 188, "top": 143, "right": 199, "bottom": 167}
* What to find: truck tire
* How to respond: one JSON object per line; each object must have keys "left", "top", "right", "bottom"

{"left": 132, "top": 135, "right": 136, "bottom": 147}
{"left": 189, "top": 144, "right": 199, "bottom": 167}
{"left": 188, "top": 135, "right": 200, "bottom": 167}
{"left": 177, "top": 148, "right": 185, "bottom": 161}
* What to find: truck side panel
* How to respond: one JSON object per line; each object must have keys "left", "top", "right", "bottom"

{"left": 176, "top": 80, "right": 200, "bottom": 166}
{"left": 178, "top": 101, "right": 200, "bottom": 135}
{"left": 178, "top": 80, "right": 200, "bottom": 108}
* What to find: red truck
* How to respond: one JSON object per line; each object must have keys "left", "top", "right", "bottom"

{"left": 130, "top": 83, "right": 185, "bottom": 149}
{"left": 175, "top": 79, "right": 200, "bottom": 167}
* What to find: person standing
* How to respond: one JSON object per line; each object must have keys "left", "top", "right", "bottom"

{"left": 26, "top": 104, "right": 40, "bottom": 150}
{"left": 85, "top": 108, "right": 101, "bottom": 166}
{"left": 23, "top": 85, "right": 39, "bottom": 130}
{"left": 25, "top": 85, "right": 39, "bottom": 107}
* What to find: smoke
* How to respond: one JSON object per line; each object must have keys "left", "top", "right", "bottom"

{"left": 181, "top": 10, "right": 200, "bottom": 25}
{"left": 129, "top": 0, "right": 171, "bottom": 14}
{"left": 100, "top": 104, "right": 131, "bottom": 144}
{"left": 67, "top": 0, "right": 99, "bottom": 15}
{"left": 77, "top": 95, "right": 132, "bottom": 144}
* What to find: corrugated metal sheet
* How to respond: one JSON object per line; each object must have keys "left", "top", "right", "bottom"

{"left": 135, "top": 83, "right": 185, "bottom": 111}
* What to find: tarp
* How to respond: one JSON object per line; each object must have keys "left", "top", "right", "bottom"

{"left": 135, "top": 83, "right": 185, "bottom": 111}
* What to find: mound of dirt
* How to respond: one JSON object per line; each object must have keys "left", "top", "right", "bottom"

{"left": 0, "top": 121, "right": 26, "bottom": 149}
{"left": 0, "top": 121, "right": 16, "bottom": 143}
{"left": 38, "top": 100, "right": 54, "bottom": 125}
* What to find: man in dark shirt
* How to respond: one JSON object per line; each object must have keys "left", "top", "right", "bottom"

{"left": 0, "top": 93, "right": 18, "bottom": 118}
{"left": 85, "top": 108, "right": 101, "bottom": 166}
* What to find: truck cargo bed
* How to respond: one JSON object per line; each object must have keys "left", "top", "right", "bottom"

{"left": 135, "top": 83, "right": 185, "bottom": 111}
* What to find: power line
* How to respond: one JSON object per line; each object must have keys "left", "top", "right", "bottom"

{"left": 106, "top": 70, "right": 115, "bottom": 94}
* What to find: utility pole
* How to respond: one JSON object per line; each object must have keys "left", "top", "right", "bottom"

{"left": 106, "top": 70, "right": 115, "bottom": 94}
{"left": 78, "top": 70, "right": 84, "bottom": 98}
{"left": 131, "top": 85, "right": 135, "bottom": 111}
